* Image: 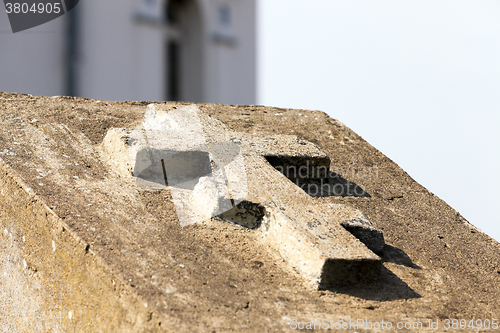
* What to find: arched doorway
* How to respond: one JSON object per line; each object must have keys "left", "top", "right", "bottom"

{"left": 164, "top": 0, "right": 203, "bottom": 102}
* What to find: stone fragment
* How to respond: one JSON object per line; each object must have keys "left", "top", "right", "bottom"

{"left": 190, "top": 176, "right": 221, "bottom": 219}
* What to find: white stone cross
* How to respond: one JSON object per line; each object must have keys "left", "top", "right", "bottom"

{"left": 103, "top": 104, "right": 384, "bottom": 287}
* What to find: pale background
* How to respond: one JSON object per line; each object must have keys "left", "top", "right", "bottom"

{"left": 1, "top": 0, "right": 498, "bottom": 242}
{"left": 258, "top": 0, "right": 500, "bottom": 242}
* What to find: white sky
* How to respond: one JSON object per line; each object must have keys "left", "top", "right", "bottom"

{"left": 257, "top": 0, "right": 500, "bottom": 242}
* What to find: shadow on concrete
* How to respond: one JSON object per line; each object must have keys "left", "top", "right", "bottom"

{"left": 296, "top": 172, "right": 370, "bottom": 198}
{"left": 382, "top": 244, "right": 421, "bottom": 269}
{"left": 263, "top": 156, "right": 370, "bottom": 198}
{"left": 320, "top": 266, "right": 421, "bottom": 301}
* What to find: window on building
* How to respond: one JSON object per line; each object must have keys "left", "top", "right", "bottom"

{"left": 166, "top": 41, "right": 179, "bottom": 101}
{"left": 164, "top": 0, "right": 202, "bottom": 102}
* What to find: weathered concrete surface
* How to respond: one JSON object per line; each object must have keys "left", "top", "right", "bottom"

{"left": 0, "top": 92, "right": 499, "bottom": 332}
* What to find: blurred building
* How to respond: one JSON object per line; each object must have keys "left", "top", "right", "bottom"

{"left": 0, "top": 0, "right": 256, "bottom": 104}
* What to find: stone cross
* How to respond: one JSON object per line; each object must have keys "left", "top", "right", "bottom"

{"left": 103, "top": 104, "right": 384, "bottom": 287}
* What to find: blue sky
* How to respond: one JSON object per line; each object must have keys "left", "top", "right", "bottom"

{"left": 257, "top": 0, "right": 500, "bottom": 241}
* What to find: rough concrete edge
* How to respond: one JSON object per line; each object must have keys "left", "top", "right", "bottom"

{"left": 339, "top": 216, "right": 385, "bottom": 255}
{"left": 260, "top": 208, "right": 381, "bottom": 287}
{"left": 260, "top": 209, "right": 325, "bottom": 284}
{"left": 0, "top": 157, "right": 173, "bottom": 332}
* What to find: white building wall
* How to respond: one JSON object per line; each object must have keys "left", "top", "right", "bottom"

{"left": 203, "top": 0, "right": 256, "bottom": 104}
{"left": 78, "top": 0, "right": 165, "bottom": 102}
{"left": 0, "top": 9, "right": 65, "bottom": 97}
{"left": 0, "top": 0, "right": 256, "bottom": 104}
